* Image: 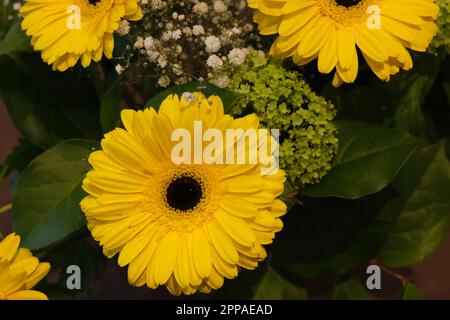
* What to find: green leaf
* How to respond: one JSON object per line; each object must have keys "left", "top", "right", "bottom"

{"left": 302, "top": 121, "right": 417, "bottom": 199}
{"left": 272, "top": 190, "right": 400, "bottom": 279}
{"left": 253, "top": 268, "right": 307, "bottom": 300}
{"left": 392, "top": 53, "right": 441, "bottom": 135}
{"left": 12, "top": 139, "right": 98, "bottom": 250}
{"left": 145, "top": 81, "right": 240, "bottom": 113}
{"left": 0, "top": 20, "right": 32, "bottom": 55}
{"left": 36, "top": 234, "right": 105, "bottom": 299}
{"left": 321, "top": 79, "right": 394, "bottom": 125}
{"left": 100, "top": 78, "right": 122, "bottom": 133}
{"left": 329, "top": 278, "right": 371, "bottom": 300}
{"left": 0, "top": 52, "right": 101, "bottom": 148}
{"left": 322, "top": 53, "right": 441, "bottom": 136}
{"left": 396, "top": 282, "right": 424, "bottom": 300}
{"left": 444, "top": 59, "right": 450, "bottom": 107}
{"left": 0, "top": 138, "right": 43, "bottom": 183}
{"left": 378, "top": 142, "right": 450, "bottom": 267}
{"left": 444, "top": 82, "right": 450, "bottom": 107}
{"left": 213, "top": 263, "right": 306, "bottom": 300}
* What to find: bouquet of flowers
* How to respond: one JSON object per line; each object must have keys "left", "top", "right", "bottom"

{"left": 0, "top": 0, "right": 449, "bottom": 300}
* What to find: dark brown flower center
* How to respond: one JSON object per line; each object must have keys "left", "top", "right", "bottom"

{"left": 335, "top": 0, "right": 362, "bottom": 8}
{"left": 166, "top": 177, "right": 203, "bottom": 211}
{"left": 89, "top": 0, "right": 101, "bottom": 5}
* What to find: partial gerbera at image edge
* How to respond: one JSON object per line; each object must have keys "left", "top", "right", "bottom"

{"left": 249, "top": 0, "right": 440, "bottom": 86}
{"left": 80, "top": 92, "right": 287, "bottom": 295}
{"left": 20, "top": 0, "right": 143, "bottom": 71}
{"left": 0, "top": 233, "right": 50, "bottom": 300}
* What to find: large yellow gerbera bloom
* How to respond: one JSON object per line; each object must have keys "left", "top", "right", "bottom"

{"left": 20, "top": 0, "right": 143, "bottom": 71}
{"left": 249, "top": 0, "right": 439, "bottom": 86}
{"left": 81, "top": 93, "right": 286, "bottom": 295}
{"left": 0, "top": 233, "right": 50, "bottom": 300}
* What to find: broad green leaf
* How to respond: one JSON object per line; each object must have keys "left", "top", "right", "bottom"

{"left": 322, "top": 53, "right": 441, "bottom": 136}
{"left": 0, "top": 53, "right": 101, "bottom": 148}
{"left": 444, "top": 82, "right": 450, "bottom": 107}
{"left": 253, "top": 268, "right": 307, "bottom": 300}
{"left": 213, "top": 263, "right": 306, "bottom": 300}
{"left": 392, "top": 53, "right": 441, "bottom": 135}
{"left": 302, "top": 121, "right": 417, "bottom": 199}
{"left": 329, "top": 278, "right": 371, "bottom": 300}
{"left": 378, "top": 142, "right": 450, "bottom": 267}
{"left": 443, "top": 57, "right": 450, "bottom": 108}
{"left": 100, "top": 78, "right": 122, "bottom": 133}
{"left": 145, "top": 81, "right": 240, "bottom": 113}
{"left": 272, "top": 190, "right": 400, "bottom": 279}
{"left": 36, "top": 235, "right": 105, "bottom": 299}
{"left": 322, "top": 78, "right": 394, "bottom": 125}
{"left": 13, "top": 139, "right": 98, "bottom": 250}
{"left": 0, "top": 138, "right": 43, "bottom": 183}
{"left": 0, "top": 21, "right": 32, "bottom": 55}
{"left": 396, "top": 282, "right": 424, "bottom": 300}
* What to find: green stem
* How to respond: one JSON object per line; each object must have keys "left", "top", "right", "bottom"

{"left": 0, "top": 203, "right": 12, "bottom": 215}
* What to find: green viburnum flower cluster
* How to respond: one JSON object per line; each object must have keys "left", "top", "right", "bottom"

{"left": 430, "top": 0, "right": 450, "bottom": 54}
{"left": 212, "top": 51, "right": 338, "bottom": 188}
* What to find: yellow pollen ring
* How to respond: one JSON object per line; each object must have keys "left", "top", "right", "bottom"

{"left": 318, "top": 0, "right": 378, "bottom": 26}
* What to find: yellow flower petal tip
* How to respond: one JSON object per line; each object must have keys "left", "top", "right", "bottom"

{"left": 81, "top": 92, "right": 287, "bottom": 296}
{"left": 0, "top": 233, "right": 50, "bottom": 300}
{"left": 249, "top": 0, "right": 439, "bottom": 85}
{"left": 20, "top": 0, "right": 143, "bottom": 71}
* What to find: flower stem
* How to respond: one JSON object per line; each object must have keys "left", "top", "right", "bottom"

{"left": 0, "top": 203, "right": 12, "bottom": 215}
{"left": 380, "top": 265, "right": 408, "bottom": 286}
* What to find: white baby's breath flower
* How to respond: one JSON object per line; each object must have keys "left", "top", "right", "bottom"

{"left": 158, "top": 75, "right": 171, "bottom": 87}
{"left": 192, "top": 25, "right": 205, "bottom": 36}
{"left": 204, "top": 36, "right": 221, "bottom": 53}
{"left": 206, "top": 55, "right": 223, "bottom": 69}
{"left": 231, "top": 27, "right": 242, "bottom": 35}
{"left": 216, "top": 75, "right": 230, "bottom": 88}
{"left": 158, "top": 55, "right": 168, "bottom": 68}
{"left": 117, "top": 20, "right": 131, "bottom": 36}
{"left": 162, "top": 31, "right": 172, "bottom": 41}
{"left": 12, "top": 2, "right": 21, "bottom": 10}
{"left": 243, "top": 23, "right": 254, "bottom": 33}
{"left": 182, "top": 92, "right": 196, "bottom": 103}
{"left": 213, "top": 0, "right": 227, "bottom": 13}
{"left": 172, "top": 29, "right": 182, "bottom": 40}
{"left": 228, "top": 48, "right": 249, "bottom": 66}
{"left": 182, "top": 27, "right": 192, "bottom": 36}
{"left": 147, "top": 50, "right": 160, "bottom": 61}
{"left": 192, "top": 2, "right": 209, "bottom": 15}
{"left": 165, "top": 22, "right": 174, "bottom": 31}
{"left": 134, "top": 36, "right": 144, "bottom": 49}
{"left": 150, "top": 0, "right": 163, "bottom": 10}
{"left": 115, "top": 64, "right": 125, "bottom": 75}
{"left": 144, "top": 36, "right": 155, "bottom": 50}
{"left": 172, "top": 64, "right": 183, "bottom": 76}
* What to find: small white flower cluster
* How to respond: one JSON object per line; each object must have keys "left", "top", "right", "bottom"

{"left": 117, "top": 20, "right": 131, "bottom": 36}
{"left": 127, "top": 0, "right": 260, "bottom": 87}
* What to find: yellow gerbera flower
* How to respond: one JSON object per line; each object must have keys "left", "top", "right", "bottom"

{"left": 0, "top": 233, "right": 50, "bottom": 300}
{"left": 81, "top": 93, "right": 286, "bottom": 295}
{"left": 249, "top": 0, "right": 439, "bottom": 86}
{"left": 20, "top": 0, "right": 143, "bottom": 71}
